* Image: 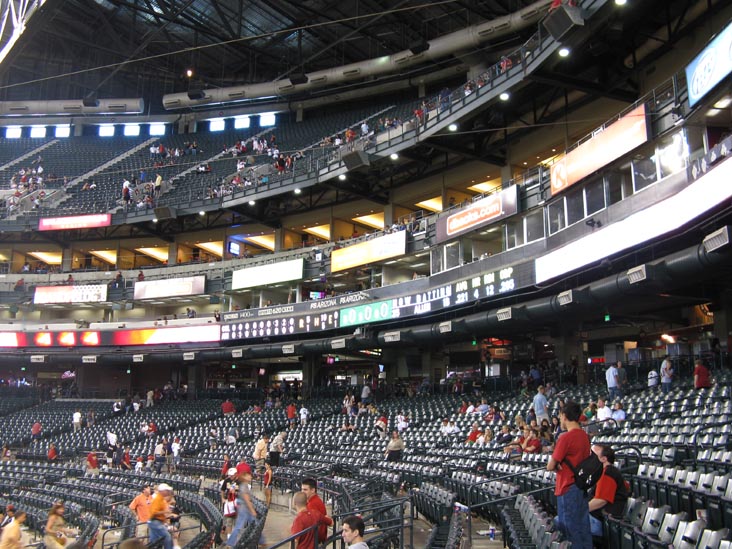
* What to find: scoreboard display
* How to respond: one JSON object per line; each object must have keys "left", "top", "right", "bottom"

{"left": 221, "top": 260, "right": 534, "bottom": 341}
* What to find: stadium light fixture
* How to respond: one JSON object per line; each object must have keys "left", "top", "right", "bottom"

{"left": 559, "top": 47, "right": 570, "bottom": 57}
{"left": 294, "top": 188, "right": 301, "bottom": 194}
{"left": 390, "top": 153, "right": 399, "bottom": 160}
{"left": 448, "top": 124, "right": 458, "bottom": 132}
{"left": 198, "top": 211, "right": 205, "bottom": 216}
{"left": 499, "top": 92, "right": 510, "bottom": 101}
{"left": 338, "top": 174, "right": 347, "bottom": 181}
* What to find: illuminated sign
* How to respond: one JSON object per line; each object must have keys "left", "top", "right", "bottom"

{"left": 34, "top": 284, "right": 108, "bottom": 304}
{"left": 339, "top": 301, "right": 392, "bottom": 328}
{"left": 231, "top": 258, "right": 304, "bottom": 290}
{"left": 436, "top": 186, "right": 519, "bottom": 243}
{"left": 550, "top": 104, "right": 648, "bottom": 196}
{"left": 221, "top": 261, "right": 534, "bottom": 341}
{"left": 331, "top": 231, "right": 406, "bottom": 272}
{"left": 686, "top": 21, "right": 732, "bottom": 107}
{"left": 0, "top": 325, "right": 220, "bottom": 348}
{"left": 38, "top": 214, "right": 111, "bottom": 231}
{"left": 134, "top": 275, "right": 206, "bottom": 300}
{"left": 536, "top": 156, "right": 732, "bottom": 283}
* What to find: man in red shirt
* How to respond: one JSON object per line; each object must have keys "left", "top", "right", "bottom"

{"left": 86, "top": 449, "right": 99, "bottom": 475}
{"left": 221, "top": 399, "right": 236, "bottom": 415}
{"left": 47, "top": 442, "right": 58, "bottom": 461}
{"left": 694, "top": 359, "right": 712, "bottom": 389}
{"left": 301, "top": 478, "right": 330, "bottom": 543}
{"left": 287, "top": 403, "right": 297, "bottom": 429}
{"left": 291, "top": 491, "right": 332, "bottom": 549}
{"left": 547, "top": 400, "right": 592, "bottom": 548}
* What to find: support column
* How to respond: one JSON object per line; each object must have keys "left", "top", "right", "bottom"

{"left": 713, "top": 291, "right": 732, "bottom": 366}
{"left": 167, "top": 243, "right": 178, "bottom": 266}
{"left": 187, "top": 363, "right": 204, "bottom": 399}
{"left": 301, "top": 354, "right": 320, "bottom": 395}
{"left": 500, "top": 164, "right": 513, "bottom": 188}
{"left": 273, "top": 228, "right": 285, "bottom": 253}
{"left": 61, "top": 247, "right": 73, "bottom": 273}
{"left": 553, "top": 329, "right": 586, "bottom": 384}
{"left": 383, "top": 204, "right": 396, "bottom": 228}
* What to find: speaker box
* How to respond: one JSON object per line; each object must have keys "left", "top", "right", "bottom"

{"left": 82, "top": 96, "right": 99, "bottom": 107}
{"left": 409, "top": 40, "right": 430, "bottom": 55}
{"left": 542, "top": 5, "right": 585, "bottom": 41}
{"left": 154, "top": 206, "right": 176, "bottom": 220}
{"left": 342, "top": 150, "right": 370, "bottom": 171}
{"left": 187, "top": 89, "right": 206, "bottom": 100}
{"left": 289, "top": 73, "right": 309, "bottom": 85}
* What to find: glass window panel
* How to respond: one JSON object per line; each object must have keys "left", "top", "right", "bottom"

{"left": 209, "top": 119, "right": 225, "bottom": 132}
{"left": 525, "top": 210, "right": 544, "bottom": 243}
{"left": 149, "top": 123, "right": 166, "bottom": 136}
{"left": 123, "top": 124, "right": 140, "bottom": 136}
{"left": 506, "top": 217, "right": 524, "bottom": 249}
{"left": 234, "top": 116, "right": 250, "bottom": 129}
{"left": 55, "top": 126, "right": 71, "bottom": 138}
{"left": 5, "top": 127, "right": 21, "bottom": 138}
{"left": 30, "top": 126, "right": 46, "bottom": 138}
{"left": 259, "top": 112, "right": 276, "bottom": 127}
{"left": 584, "top": 177, "right": 605, "bottom": 216}
{"left": 566, "top": 188, "right": 584, "bottom": 226}
{"left": 548, "top": 199, "right": 566, "bottom": 234}
{"left": 657, "top": 131, "right": 688, "bottom": 179}
{"left": 98, "top": 125, "right": 115, "bottom": 137}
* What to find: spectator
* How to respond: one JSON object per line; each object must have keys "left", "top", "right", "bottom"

{"left": 137, "top": 271, "right": 145, "bottom": 282}
{"left": 547, "top": 400, "right": 592, "bottom": 548}
{"left": 263, "top": 461, "right": 273, "bottom": 508}
{"left": 341, "top": 515, "right": 368, "bottom": 549}
{"left": 129, "top": 485, "right": 152, "bottom": 538}
{"left": 384, "top": 431, "right": 405, "bottom": 461}
{"left": 647, "top": 368, "right": 659, "bottom": 388}
{"left": 611, "top": 402, "right": 626, "bottom": 424}
{"left": 44, "top": 502, "right": 74, "bottom": 549}
{"left": 223, "top": 470, "right": 262, "bottom": 548}
{"left": 31, "top": 421, "right": 41, "bottom": 440}
{"left": 252, "top": 433, "right": 269, "bottom": 474}
{"left": 72, "top": 409, "right": 82, "bottom": 432}
{"left": 0, "top": 510, "right": 26, "bottom": 549}
{"left": 301, "top": 478, "right": 330, "bottom": 543}
{"left": 660, "top": 356, "right": 673, "bottom": 394}
{"left": 588, "top": 445, "right": 630, "bottom": 539}
{"left": 148, "top": 484, "right": 174, "bottom": 549}
{"left": 533, "top": 385, "right": 549, "bottom": 423}
{"left": 694, "top": 359, "right": 712, "bottom": 389}
{"left": 605, "top": 362, "right": 620, "bottom": 401}
{"left": 86, "top": 449, "right": 99, "bottom": 475}
{"left": 290, "top": 492, "right": 327, "bottom": 549}
{"left": 221, "top": 399, "right": 236, "bottom": 416}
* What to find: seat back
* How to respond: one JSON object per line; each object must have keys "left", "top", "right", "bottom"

{"left": 657, "top": 511, "right": 688, "bottom": 544}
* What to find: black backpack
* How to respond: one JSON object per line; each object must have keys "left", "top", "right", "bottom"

{"left": 564, "top": 452, "right": 603, "bottom": 491}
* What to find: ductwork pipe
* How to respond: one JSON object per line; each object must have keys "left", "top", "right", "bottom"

{"left": 162, "top": 0, "right": 551, "bottom": 110}
{"left": 0, "top": 99, "right": 145, "bottom": 117}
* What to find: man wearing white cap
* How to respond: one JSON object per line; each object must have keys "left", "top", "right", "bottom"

{"left": 149, "top": 484, "right": 174, "bottom": 549}
{"left": 220, "top": 468, "right": 239, "bottom": 536}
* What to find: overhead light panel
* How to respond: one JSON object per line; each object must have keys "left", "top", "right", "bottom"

{"left": 496, "top": 308, "right": 512, "bottom": 322}
{"left": 627, "top": 265, "right": 647, "bottom": 284}
{"left": 703, "top": 226, "right": 731, "bottom": 253}
{"left": 557, "top": 290, "right": 573, "bottom": 306}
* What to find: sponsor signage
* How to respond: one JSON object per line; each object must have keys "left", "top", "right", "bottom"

{"left": 231, "top": 348, "right": 243, "bottom": 358}
{"left": 82, "top": 355, "right": 97, "bottom": 363}
{"left": 132, "top": 355, "right": 144, "bottom": 362}
{"left": 438, "top": 321, "right": 452, "bottom": 334}
{"left": 231, "top": 258, "right": 304, "bottom": 291}
{"left": 331, "top": 230, "right": 406, "bottom": 272}
{"left": 30, "top": 355, "right": 45, "bottom": 363}
{"left": 282, "top": 344, "right": 295, "bottom": 354}
{"left": 436, "top": 185, "right": 519, "bottom": 243}
{"left": 331, "top": 338, "right": 346, "bottom": 349}
{"left": 134, "top": 275, "right": 206, "bottom": 300}
{"left": 550, "top": 104, "right": 648, "bottom": 196}
{"left": 39, "top": 214, "right": 111, "bottom": 231}
{"left": 383, "top": 331, "right": 401, "bottom": 343}
{"left": 221, "top": 261, "right": 534, "bottom": 341}
{"left": 34, "top": 284, "right": 108, "bottom": 304}
{"left": 686, "top": 21, "right": 732, "bottom": 107}
{"left": 183, "top": 352, "right": 196, "bottom": 360}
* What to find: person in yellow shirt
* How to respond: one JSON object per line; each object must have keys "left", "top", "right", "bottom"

{"left": 0, "top": 510, "right": 26, "bottom": 549}
{"left": 148, "top": 484, "right": 173, "bottom": 549}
